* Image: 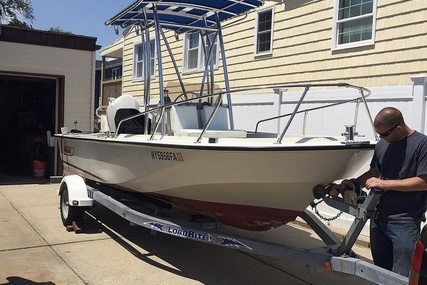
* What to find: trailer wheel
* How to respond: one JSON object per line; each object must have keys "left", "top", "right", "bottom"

{"left": 60, "top": 185, "right": 85, "bottom": 226}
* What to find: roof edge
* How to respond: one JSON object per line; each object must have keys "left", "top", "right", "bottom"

{"left": 0, "top": 25, "right": 98, "bottom": 52}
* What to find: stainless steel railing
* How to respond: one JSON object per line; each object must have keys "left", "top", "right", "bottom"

{"left": 114, "top": 82, "right": 377, "bottom": 143}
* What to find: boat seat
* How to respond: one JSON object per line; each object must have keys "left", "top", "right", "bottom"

{"left": 169, "top": 105, "right": 200, "bottom": 133}
{"left": 170, "top": 105, "right": 247, "bottom": 138}
{"left": 200, "top": 106, "right": 230, "bottom": 130}
{"left": 197, "top": 105, "right": 247, "bottom": 138}
{"left": 106, "top": 95, "right": 150, "bottom": 134}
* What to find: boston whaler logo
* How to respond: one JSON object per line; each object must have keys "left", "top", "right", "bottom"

{"left": 64, "top": 146, "right": 75, "bottom": 156}
{"left": 151, "top": 151, "right": 183, "bottom": 161}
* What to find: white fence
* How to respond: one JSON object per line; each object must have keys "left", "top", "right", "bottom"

{"left": 230, "top": 75, "right": 427, "bottom": 236}
{"left": 231, "top": 78, "right": 426, "bottom": 138}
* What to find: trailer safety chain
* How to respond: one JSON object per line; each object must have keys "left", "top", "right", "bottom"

{"left": 311, "top": 200, "right": 343, "bottom": 222}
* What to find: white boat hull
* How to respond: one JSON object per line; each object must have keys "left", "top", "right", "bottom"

{"left": 57, "top": 133, "right": 374, "bottom": 231}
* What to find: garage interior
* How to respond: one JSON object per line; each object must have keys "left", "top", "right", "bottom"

{"left": 0, "top": 74, "right": 57, "bottom": 180}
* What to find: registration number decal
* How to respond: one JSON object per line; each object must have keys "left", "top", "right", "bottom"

{"left": 64, "top": 146, "right": 75, "bottom": 156}
{"left": 151, "top": 151, "right": 183, "bottom": 161}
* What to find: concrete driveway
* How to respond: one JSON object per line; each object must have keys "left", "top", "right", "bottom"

{"left": 0, "top": 182, "right": 374, "bottom": 285}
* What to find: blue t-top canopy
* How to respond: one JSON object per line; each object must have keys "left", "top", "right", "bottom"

{"left": 106, "top": 0, "right": 264, "bottom": 34}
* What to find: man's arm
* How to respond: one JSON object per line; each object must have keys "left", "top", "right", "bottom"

{"left": 329, "top": 167, "right": 380, "bottom": 197}
{"left": 357, "top": 167, "right": 380, "bottom": 187}
{"left": 365, "top": 174, "right": 427, "bottom": 192}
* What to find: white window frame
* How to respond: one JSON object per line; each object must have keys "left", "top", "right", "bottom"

{"left": 133, "top": 39, "right": 156, "bottom": 81}
{"left": 182, "top": 32, "right": 219, "bottom": 74}
{"left": 254, "top": 6, "right": 274, "bottom": 56}
{"left": 111, "top": 67, "right": 120, "bottom": 80}
{"left": 332, "top": 0, "right": 377, "bottom": 51}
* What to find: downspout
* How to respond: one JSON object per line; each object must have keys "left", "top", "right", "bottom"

{"left": 100, "top": 56, "right": 106, "bottom": 106}
{"left": 90, "top": 51, "right": 96, "bottom": 132}
{"left": 410, "top": 75, "right": 427, "bottom": 134}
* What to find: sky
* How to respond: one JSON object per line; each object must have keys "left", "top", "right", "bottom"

{"left": 30, "top": 0, "right": 136, "bottom": 58}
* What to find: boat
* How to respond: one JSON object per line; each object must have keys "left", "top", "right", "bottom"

{"left": 56, "top": 0, "right": 378, "bottom": 231}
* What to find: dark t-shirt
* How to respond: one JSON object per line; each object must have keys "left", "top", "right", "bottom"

{"left": 370, "top": 131, "right": 427, "bottom": 222}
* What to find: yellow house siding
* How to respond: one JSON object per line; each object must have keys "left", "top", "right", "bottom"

{"left": 119, "top": 0, "right": 427, "bottom": 100}
{"left": 222, "top": 2, "right": 333, "bottom": 87}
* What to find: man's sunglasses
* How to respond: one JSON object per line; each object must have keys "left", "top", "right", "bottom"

{"left": 378, "top": 122, "right": 400, "bottom": 137}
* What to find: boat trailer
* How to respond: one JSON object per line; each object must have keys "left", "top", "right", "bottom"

{"left": 58, "top": 175, "right": 408, "bottom": 285}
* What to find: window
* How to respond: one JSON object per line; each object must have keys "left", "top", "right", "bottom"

{"left": 111, "top": 67, "right": 120, "bottom": 80}
{"left": 134, "top": 40, "right": 156, "bottom": 80}
{"left": 333, "top": 0, "right": 377, "bottom": 50}
{"left": 255, "top": 7, "right": 274, "bottom": 55}
{"left": 183, "top": 32, "right": 218, "bottom": 73}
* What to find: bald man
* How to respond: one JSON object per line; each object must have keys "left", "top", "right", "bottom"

{"left": 331, "top": 107, "right": 427, "bottom": 276}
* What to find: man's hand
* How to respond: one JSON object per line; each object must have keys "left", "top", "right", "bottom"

{"left": 365, "top": 177, "right": 387, "bottom": 190}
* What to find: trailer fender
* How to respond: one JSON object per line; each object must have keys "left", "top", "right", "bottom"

{"left": 58, "top": 175, "right": 93, "bottom": 207}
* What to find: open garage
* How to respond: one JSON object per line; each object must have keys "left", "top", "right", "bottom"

{"left": 0, "top": 25, "right": 98, "bottom": 179}
{"left": 0, "top": 73, "right": 58, "bottom": 176}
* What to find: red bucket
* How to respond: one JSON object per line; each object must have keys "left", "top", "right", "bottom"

{"left": 32, "top": 160, "right": 47, "bottom": 179}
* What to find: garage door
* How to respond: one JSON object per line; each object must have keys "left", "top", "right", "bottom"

{"left": 0, "top": 74, "right": 61, "bottom": 179}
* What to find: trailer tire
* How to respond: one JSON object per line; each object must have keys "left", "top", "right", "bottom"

{"left": 60, "top": 185, "right": 85, "bottom": 226}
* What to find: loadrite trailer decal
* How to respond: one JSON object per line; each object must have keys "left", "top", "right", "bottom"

{"left": 145, "top": 221, "right": 212, "bottom": 241}
{"left": 144, "top": 221, "right": 252, "bottom": 250}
